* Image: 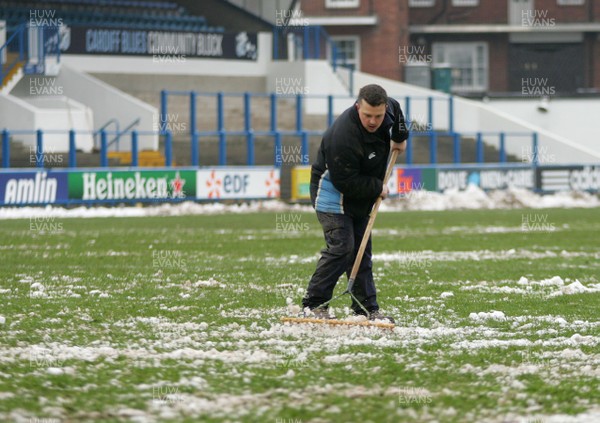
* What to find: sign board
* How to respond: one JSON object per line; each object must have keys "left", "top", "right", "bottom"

{"left": 68, "top": 170, "right": 195, "bottom": 201}
{"left": 0, "top": 171, "right": 68, "bottom": 205}
{"left": 437, "top": 167, "right": 535, "bottom": 191}
{"left": 63, "top": 26, "right": 258, "bottom": 60}
{"left": 393, "top": 167, "right": 437, "bottom": 195}
{"left": 291, "top": 166, "right": 311, "bottom": 201}
{"left": 537, "top": 165, "right": 600, "bottom": 192}
{"left": 196, "top": 168, "right": 280, "bottom": 200}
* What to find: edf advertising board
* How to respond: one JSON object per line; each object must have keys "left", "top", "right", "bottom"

{"left": 196, "top": 168, "right": 280, "bottom": 200}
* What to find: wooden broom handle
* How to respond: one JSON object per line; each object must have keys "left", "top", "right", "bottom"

{"left": 348, "top": 149, "right": 399, "bottom": 282}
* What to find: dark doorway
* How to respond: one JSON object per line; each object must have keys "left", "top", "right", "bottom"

{"left": 508, "top": 43, "right": 584, "bottom": 94}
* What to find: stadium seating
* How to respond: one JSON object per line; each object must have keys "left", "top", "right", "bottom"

{"left": 0, "top": 0, "right": 223, "bottom": 32}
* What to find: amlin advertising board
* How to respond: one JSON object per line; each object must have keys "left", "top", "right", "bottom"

{"left": 0, "top": 171, "right": 68, "bottom": 205}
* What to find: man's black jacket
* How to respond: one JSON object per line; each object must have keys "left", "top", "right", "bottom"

{"left": 310, "top": 98, "right": 408, "bottom": 218}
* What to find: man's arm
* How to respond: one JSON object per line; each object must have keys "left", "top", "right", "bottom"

{"left": 385, "top": 98, "right": 409, "bottom": 197}
{"left": 390, "top": 98, "right": 409, "bottom": 144}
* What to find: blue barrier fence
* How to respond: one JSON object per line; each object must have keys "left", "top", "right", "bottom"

{"left": 0, "top": 24, "right": 26, "bottom": 86}
{"left": 0, "top": 127, "right": 539, "bottom": 170}
{"left": 159, "top": 90, "right": 540, "bottom": 168}
{"left": 1, "top": 129, "right": 167, "bottom": 168}
{"left": 1, "top": 92, "right": 540, "bottom": 169}
{"left": 0, "top": 23, "right": 62, "bottom": 85}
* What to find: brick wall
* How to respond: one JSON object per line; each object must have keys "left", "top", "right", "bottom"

{"left": 407, "top": 0, "right": 595, "bottom": 26}
{"left": 299, "top": 0, "right": 598, "bottom": 92}
{"left": 534, "top": 0, "right": 590, "bottom": 23}
{"left": 408, "top": 0, "right": 506, "bottom": 25}
{"left": 300, "top": 0, "right": 409, "bottom": 80}
{"left": 300, "top": 0, "right": 372, "bottom": 16}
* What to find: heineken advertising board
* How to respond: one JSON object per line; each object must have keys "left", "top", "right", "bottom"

{"left": 68, "top": 170, "right": 195, "bottom": 201}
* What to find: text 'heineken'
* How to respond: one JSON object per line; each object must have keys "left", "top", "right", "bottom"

{"left": 82, "top": 172, "right": 169, "bottom": 200}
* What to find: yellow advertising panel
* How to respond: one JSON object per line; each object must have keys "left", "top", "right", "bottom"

{"left": 291, "top": 166, "right": 311, "bottom": 201}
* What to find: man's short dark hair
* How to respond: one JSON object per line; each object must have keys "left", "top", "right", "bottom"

{"left": 357, "top": 84, "right": 388, "bottom": 107}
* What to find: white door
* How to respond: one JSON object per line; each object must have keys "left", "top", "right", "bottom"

{"left": 509, "top": 0, "right": 534, "bottom": 25}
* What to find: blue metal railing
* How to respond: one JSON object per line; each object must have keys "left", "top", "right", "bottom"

{"left": 0, "top": 126, "right": 540, "bottom": 170}
{"left": 158, "top": 90, "right": 540, "bottom": 168}
{"left": 0, "top": 90, "right": 541, "bottom": 170}
{"left": 0, "top": 129, "right": 171, "bottom": 169}
{"left": 92, "top": 118, "right": 141, "bottom": 152}
{"left": 0, "top": 24, "right": 26, "bottom": 88}
{"left": 111, "top": 118, "right": 140, "bottom": 150}
{"left": 1, "top": 23, "right": 63, "bottom": 88}
{"left": 94, "top": 119, "right": 120, "bottom": 150}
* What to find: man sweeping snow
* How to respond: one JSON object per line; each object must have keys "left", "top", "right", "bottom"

{"left": 302, "top": 84, "right": 409, "bottom": 322}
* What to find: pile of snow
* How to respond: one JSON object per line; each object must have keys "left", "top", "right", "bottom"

{"left": 0, "top": 186, "right": 597, "bottom": 219}
{"left": 517, "top": 276, "right": 566, "bottom": 287}
{"left": 469, "top": 310, "right": 506, "bottom": 323}
{"left": 0, "top": 201, "right": 311, "bottom": 220}
{"left": 517, "top": 276, "right": 599, "bottom": 297}
{"left": 194, "top": 278, "right": 226, "bottom": 288}
{"left": 550, "top": 281, "right": 593, "bottom": 297}
{"left": 380, "top": 185, "right": 600, "bottom": 212}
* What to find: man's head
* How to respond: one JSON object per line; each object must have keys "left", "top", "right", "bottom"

{"left": 355, "top": 84, "right": 388, "bottom": 133}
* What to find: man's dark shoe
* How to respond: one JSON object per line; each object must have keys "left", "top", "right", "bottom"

{"left": 368, "top": 310, "right": 395, "bottom": 324}
{"left": 305, "top": 307, "right": 336, "bottom": 320}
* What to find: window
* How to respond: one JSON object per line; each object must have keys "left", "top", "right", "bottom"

{"left": 329, "top": 36, "right": 360, "bottom": 71}
{"left": 557, "top": 0, "right": 584, "bottom": 4}
{"left": 452, "top": 0, "right": 479, "bottom": 6}
{"left": 432, "top": 42, "right": 488, "bottom": 91}
{"left": 409, "top": 0, "right": 435, "bottom": 7}
{"left": 325, "top": 0, "right": 360, "bottom": 8}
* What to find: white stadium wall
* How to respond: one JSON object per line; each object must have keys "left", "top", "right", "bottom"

{"left": 486, "top": 98, "right": 600, "bottom": 162}
{"left": 54, "top": 65, "right": 158, "bottom": 152}
{"left": 266, "top": 59, "right": 352, "bottom": 115}
{"left": 0, "top": 94, "right": 38, "bottom": 146}
{"left": 0, "top": 90, "right": 94, "bottom": 152}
